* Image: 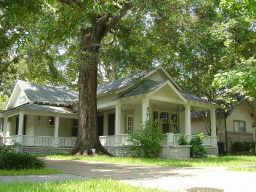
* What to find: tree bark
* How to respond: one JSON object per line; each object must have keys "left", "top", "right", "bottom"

{"left": 71, "top": 3, "right": 132, "bottom": 155}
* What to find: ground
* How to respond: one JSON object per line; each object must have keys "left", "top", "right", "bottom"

{"left": 43, "top": 158, "right": 256, "bottom": 192}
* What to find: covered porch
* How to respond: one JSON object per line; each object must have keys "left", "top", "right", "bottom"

{"left": 97, "top": 81, "right": 218, "bottom": 150}
{"left": 0, "top": 104, "right": 78, "bottom": 150}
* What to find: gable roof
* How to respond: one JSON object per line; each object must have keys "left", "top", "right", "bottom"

{"left": 6, "top": 80, "right": 78, "bottom": 109}
{"left": 7, "top": 67, "right": 213, "bottom": 110}
{"left": 120, "top": 79, "right": 164, "bottom": 98}
{"left": 97, "top": 67, "right": 181, "bottom": 97}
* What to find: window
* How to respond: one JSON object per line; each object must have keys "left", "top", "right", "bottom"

{"left": 233, "top": 120, "right": 246, "bottom": 132}
{"left": 160, "top": 112, "right": 169, "bottom": 133}
{"left": 127, "top": 116, "right": 134, "bottom": 133}
{"left": 153, "top": 111, "right": 159, "bottom": 121}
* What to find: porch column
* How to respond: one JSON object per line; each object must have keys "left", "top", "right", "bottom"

{"left": 54, "top": 116, "right": 60, "bottom": 146}
{"left": 142, "top": 98, "right": 150, "bottom": 125}
{"left": 17, "top": 112, "right": 24, "bottom": 144}
{"left": 115, "top": 104, "right": 121, "bottom": 135}
{"left": 4, "top": 116, "right": 9, "bottom": 137}
{"left": 184, "top": 104, "right": 191, "bottom": 142}
{"left": 210, "top": 108, "right": 217, "bottom": 145}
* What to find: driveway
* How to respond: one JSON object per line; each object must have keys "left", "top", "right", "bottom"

{"left": 44, "top": 159, "right": 256, "bottom": 192}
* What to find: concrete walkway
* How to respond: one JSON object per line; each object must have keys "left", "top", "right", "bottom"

{"left": 44, "top": 159, "right": 256, "bottom": 192}
{"left": 0, "top": 174, "right": 83, "bottom": 183}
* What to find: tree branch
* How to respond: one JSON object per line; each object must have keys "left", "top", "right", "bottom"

{"left": 106, "top": 1, "right": 132, "bottom": 31}
{"left": 58, "top": 0, "right": 82, "bottom": 9}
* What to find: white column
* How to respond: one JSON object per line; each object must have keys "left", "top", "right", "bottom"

{"left": 184, "top": 104, "right": 191, "bottom": 142}
{"left": 142, "top": 98, "right": 150, "bottom": 125}
{"left": 210, "top": 108, "right": 217, "bottom": 145}
{"left": 4, "top": 116, "right": 9, "bottom": 137}
{"left": 17, "top": 112, "right": 24, "bottom": 144}
{"left": 115, "top": 104, "right": 121, "bottom": 135}
{"left": 54, "top": 116, "right": 60, "bottom": 138}
{"left": 18, "top": 112, "right": 24, "bottom": 136}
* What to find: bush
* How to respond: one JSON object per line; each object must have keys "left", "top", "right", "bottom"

{"left": 231, "top": 142, "right": 255, "bottom": 154}
{"left": 128, "top": 120, "right": 164, "bottom": 158}
{"left": 178, "top": 134, "right": 188, "bottom": 145}
{"left": 190, "top": 133, "right": 207, "bottom": 158}
{"left": 0, "top": 152, "right": 45, "bottom": 170}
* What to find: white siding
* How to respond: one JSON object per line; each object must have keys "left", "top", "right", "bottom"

{"left": 34, "top": 116, "right": 54, "bottom": 136}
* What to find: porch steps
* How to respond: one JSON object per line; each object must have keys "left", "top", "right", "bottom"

{"left": 23, "top": 146, "right": 72, "bottom": 154}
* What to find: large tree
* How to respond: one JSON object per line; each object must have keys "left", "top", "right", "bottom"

{"left": 2, "top": 0, "right": 194, "bottom": 154}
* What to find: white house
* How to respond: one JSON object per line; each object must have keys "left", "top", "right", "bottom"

{"left": 0, "top": 67, "right": 218, "bottom": 158}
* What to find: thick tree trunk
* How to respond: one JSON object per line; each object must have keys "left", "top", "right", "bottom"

{"left": 71, "top": 28, "right": 111, "bottom": 155}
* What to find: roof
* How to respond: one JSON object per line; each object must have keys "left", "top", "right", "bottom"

{"left": 13, "top": 68, "right": 212, "bottom": 107}
{"left": 18, "top": 80, "right": 78, "bottom": 106}
{"left": 97, "top": 69, "right": 154, "bottom": 96}
{"left": 5, "top": 103, "right": 76, "bottom": 115}
{"left": 181, "top": 92, "right": 210, "bottom": 104}
{"left": 120, "top": 80, "right": 164, "bottom": 98}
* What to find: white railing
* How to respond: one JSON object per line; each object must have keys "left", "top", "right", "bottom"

{"left": 202, "top": 135, "right": 217, "bottom": 146}
{"left": 100, "top": 134, "right": 130, "bottom": 147}
{"left": 4, "top": 136, "right": 21, "bottom": 145}
{"left": 162, "top": 133, "right": 180, "bottom": 146}
{"left": 57, "top": 137, "right": 77, "bottom": 147}
{"left": 4, "top": 136, "right": 76, "bottom": 147}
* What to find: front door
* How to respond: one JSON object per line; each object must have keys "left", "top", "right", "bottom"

{"left": 108, "top": 114, "right": 115, "bottom": 135}
{"left": 97, "top": 116, "right": 104, "bottom": 136}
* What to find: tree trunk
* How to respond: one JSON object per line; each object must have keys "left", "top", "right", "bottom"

{"left": 71, "top": 27, "right": 111, "bottom": 155}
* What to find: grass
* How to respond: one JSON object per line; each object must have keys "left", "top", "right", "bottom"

{"left": 0, "top": 179, "right": 166, "bottom": 192}
{"left": 0, "top": 169, "right": 62, "bottom": 176}
{"left": 42, "top": 154, "right": 256, "bottom": 169}
{"left": 228, "top": 166, "right": 256, "bottom": 172}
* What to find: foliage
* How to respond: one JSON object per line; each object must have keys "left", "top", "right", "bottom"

{"left": 0, "top": 144, "right": 15, "bottom": 153}
{"left": 190, "top": 133, "right": 207, "bottom": 158}
{"left": 0, "top": 169, "right": 61, "bottom": 176}
{"left": 43, "top": 154, "right": 256, "bottom": 169}
{"left": 231, "top": 142, "right": 256, "bottom": 154}
{"left": 128, "top": 120, "right": 164, "bottom": 158}
{"left": 0, "top": 179, "right": 165, "bottom": 192}
{"left": 0, "top": 152, "right": 45, "bottom": 170}
{"left": 178, "top": 134, "right": 188, "bottom": 145}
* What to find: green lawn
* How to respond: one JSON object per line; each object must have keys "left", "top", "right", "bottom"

{"left": 0, "top": 169, "right": 62, "bottom": 176}
{"left": 0, "top": 179, "right": 166, "bottom": 192}
{"left": 228, "top": 166, "right": 256, "bottom": 172}
{"left": 42, "top": 154, "right": 256, "bottom": 169}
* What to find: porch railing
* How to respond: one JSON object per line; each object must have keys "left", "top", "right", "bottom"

{"left": 202, "top": 135, "right": 217, "bottom": 146}
{"left": 162, "top": 133, "right": 180, "bottom": 146}
{"left": 100, "top": 134, "right": 130, "bottom": 147}
{"left": 4, "top": 136, "right": 77, "bottom": 147}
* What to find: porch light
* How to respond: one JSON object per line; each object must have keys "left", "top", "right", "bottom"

{"left": 48, "top": 117, "right": 55, "bottom": 126}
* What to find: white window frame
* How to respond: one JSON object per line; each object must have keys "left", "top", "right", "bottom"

{"left": 127, "top": 115, "right": 134, "bottom": 133}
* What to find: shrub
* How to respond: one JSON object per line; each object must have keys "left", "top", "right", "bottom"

{"left": 0, "top": 152, "right": 45, "bottom": 170}
{"left": 0, "top": 145, "right": 14, "bottom": 153}
{"left": 128, "top": 120, "right": 164, "bottom": 158}
{"left": 190, "top": 133, "right": 207, "bottom": 158}
{"left": 231, "top": 142, "right": 255, "bottom": 154}
{"left": 178, "top": 134, "right": 188, "bottom": 145}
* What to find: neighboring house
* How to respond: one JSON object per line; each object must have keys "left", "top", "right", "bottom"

{"left": 192, "top": 100, "right": 256, "bottom": 152}
{"left": 0, "top": 67, "right": 218, "bottom": 158}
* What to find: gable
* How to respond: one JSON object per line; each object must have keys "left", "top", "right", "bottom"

{"left": 149, "top": 83, "right": 185, "bottom": 104}
{"left": 146, "top": 69, "right": 169, "bottom": 82}
{"left": 6, "top": 83, "right": 29, "bottom": 110}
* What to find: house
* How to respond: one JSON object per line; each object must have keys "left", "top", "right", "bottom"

{"left": 0, "top": 67, "right": 218, "bottom": 158}
{"left": 191, "top": 100, "right": 256, "bottom": 152}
